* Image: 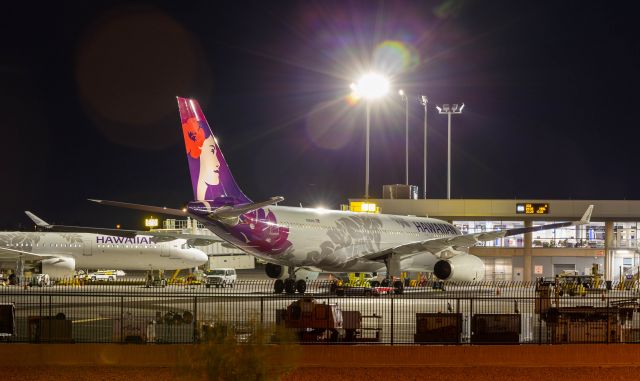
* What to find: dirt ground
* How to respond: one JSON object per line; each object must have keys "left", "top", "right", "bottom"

{"left": 7, "top": 366, "right": 640, "bottom": 381}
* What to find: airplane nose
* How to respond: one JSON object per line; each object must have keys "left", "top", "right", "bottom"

{"left": 192, "top": 249, "right": 208, "bottom": 266}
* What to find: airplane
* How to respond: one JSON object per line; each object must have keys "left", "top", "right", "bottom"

{"left": 91, "top": 97, "right": 595, "bottom": 295}
{"left": 0, "top": 212, "right": 209, "bottom": 280}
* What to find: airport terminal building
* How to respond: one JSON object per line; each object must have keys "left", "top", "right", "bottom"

{"left": 349, "top": 198, "right": 640, "bottom": 282}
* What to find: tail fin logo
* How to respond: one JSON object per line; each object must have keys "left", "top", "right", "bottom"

{"left": 177, "top": 97, "right": 251, "bottom": 204}
{"left": 181, "top": 117, "right": 221, "bottom": 199}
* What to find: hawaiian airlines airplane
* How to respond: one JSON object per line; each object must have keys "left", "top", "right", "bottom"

{"left": 0, "top": 212, "right": 208, "bottom": 279}
{"left": 92, "top": 97, "right": 594, "bottom": 295}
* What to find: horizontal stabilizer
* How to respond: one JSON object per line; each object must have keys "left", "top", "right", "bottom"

{"left": 210, "top": 196, "right": 284, "bottom": 224}
{"left": 88, "top": 199, "right": 188, "bottom": 217}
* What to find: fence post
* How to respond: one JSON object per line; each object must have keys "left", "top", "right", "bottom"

{"left": 607, "top": 296, "right": 610, "bottom": 344}
{"left": 120, "top": 296, "right": 124, "bottom": 344}
{"left": 390, "top": 298, "right": 394, "bottom": 345}
{"left": 538, "top": 296, "right": 542, "bottom": 344}
{"left": 260, "top": 297, "right": 264, "bottom": 326}
{"left": 456, "top": 298, "right": 461, "bottom": 345}
{"left": 193, "top": 296, "right": 198, "bottom": 344}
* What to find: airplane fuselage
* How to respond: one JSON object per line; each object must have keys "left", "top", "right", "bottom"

{"left": 0, "top": 231, "right": 208, "bottom": 272}
{"left": 191, "top": 205, "right": 462, "bottom": 273}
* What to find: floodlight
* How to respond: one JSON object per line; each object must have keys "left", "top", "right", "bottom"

{"left": 398, "top": 89, "right": 405, "bottom": 97}
{"left": 354, "top": 72, "right": 390, "bottom": 100}
{"left": 352, "top": 72, "right": 391, "bottom": 198}
{"left": 435, "top": 101, "right": 465, "bottom": 200}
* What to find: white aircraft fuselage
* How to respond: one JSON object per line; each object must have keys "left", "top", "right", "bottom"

{"left": 191, "top": 205, "right": 457, "bottom": 273}
{"left": 0, "top": 231, "right": 208, "bottom": 278}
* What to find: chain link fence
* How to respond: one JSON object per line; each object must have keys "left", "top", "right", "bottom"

{"left": 0, "top": 279, "right": 638, "bottom": 344}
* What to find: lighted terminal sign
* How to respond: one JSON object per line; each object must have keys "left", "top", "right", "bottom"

{"left": 516, "top": 203, "right": 550, "bottom": 215}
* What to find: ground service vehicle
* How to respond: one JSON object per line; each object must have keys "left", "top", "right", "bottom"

{"left": 281, "top": 297, "right": 343, "bottom": 341}
{"left": 204, "top": 268, "right": 236, "bottom": 288}
{"left": 88, "top": 270, "right": 118, "bottom": 282}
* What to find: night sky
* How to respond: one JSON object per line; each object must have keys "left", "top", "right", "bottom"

{"left": 2, "top": 1, "right": 639, "bottom": 230}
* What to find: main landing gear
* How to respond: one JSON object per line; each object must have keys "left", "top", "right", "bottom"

{"left": 273, "top": 267, "right": 307, "bottom": 295}
{"left": 382, "top": 257, "right": 404, "bottom": 295}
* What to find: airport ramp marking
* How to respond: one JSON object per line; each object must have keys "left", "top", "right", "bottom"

{"left": 72, "top": 317, "right": 111, "bottom": 324}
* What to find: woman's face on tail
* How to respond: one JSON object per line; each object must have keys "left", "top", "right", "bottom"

{"left": 199, "top": 136, "right": 220, "bottom": 185}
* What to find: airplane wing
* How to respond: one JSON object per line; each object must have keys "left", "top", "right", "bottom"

{"left": 87, "top": 199, "right": 188, "bottom": 217}
{"left": 367, "top": 205, "right": 594, "bottom": 260}
{"left": 0, "top": 246, "right": 59, "bottom": 261}
{"left": 25, "top": 211, "right": 222, "bottom": 246}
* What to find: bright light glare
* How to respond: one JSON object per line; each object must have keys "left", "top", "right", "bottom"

{"left": 398, "top": 89, "right": 404, "bottom": 96}
{"left": 353, "top": 73, "right": 390, "bottom": 100}
{"left": 315, "top": 206, "right": 329, "bottom": 214}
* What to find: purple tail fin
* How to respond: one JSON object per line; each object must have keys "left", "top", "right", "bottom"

{"left": 177, "top": 97, "right": 252, "bottom": 205}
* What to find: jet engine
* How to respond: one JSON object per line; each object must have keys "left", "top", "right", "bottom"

{"left": 264, "top": 263, "right": 319, "bottom": 281}
{"left": 433, "top": 254, "right": 485, "bottom": 282}
{"left": 265, "top": 263, "right": 285, "bottom": 279}
{"left": 41, "top": 257, "right": 76, "bottom": 279}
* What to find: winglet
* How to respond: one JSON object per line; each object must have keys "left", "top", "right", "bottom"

{"left": 25, "top": 211, "right": 52, "bottom": 228}
{"left": 578, "top": 205, "right": 594, "bottom": 225}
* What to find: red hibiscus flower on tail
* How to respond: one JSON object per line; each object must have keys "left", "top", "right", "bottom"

{"left": 182, "top": 117, "right": 205, "bottom": 159}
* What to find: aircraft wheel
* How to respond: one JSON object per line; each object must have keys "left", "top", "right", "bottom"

{"left": 370, "top": 280, "right": 380, "bottom": 288}
{"left": 381, "top": 278, "right": 391, "bottom": 287}
{"left": 295, "top": 279, "right": 307, "bottom": 294}
{"left": 284, "top": 279, "right": 296, "bottom": 294}
{"left": 274, "top": 279, "right": 284, "bottom": 294}
{"left": 393, "top": 280, "right": 404, "bottom": 295}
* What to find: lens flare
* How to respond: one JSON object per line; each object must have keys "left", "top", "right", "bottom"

{"left": 373, "top": 40, "right": 420, "bottom": 74}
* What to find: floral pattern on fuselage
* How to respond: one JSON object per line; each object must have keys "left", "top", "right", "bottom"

{"left": 231, "top": 208, "right": 292, "bottom": 256}
{"left": 305, "top": 215, "right": 383, "bottom": 268}
{"left": 0, "top": 232, "right": 45, "bottom": 252}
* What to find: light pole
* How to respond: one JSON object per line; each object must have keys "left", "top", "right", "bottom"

{"left": 351, "top": 73, "right": 390, "bottom": 199}
{"left": 420, "top": 95, "right": 428, "bottom": 199}
{"left": 398, "top": 89, "right": 409, "bottom": 185}
{"left": 436, "top": 103, "right": 464, "bottom": 200}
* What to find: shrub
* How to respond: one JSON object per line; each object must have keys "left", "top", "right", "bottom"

{"left": 180, "top": 319, "right": 299, "bottom": 381}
